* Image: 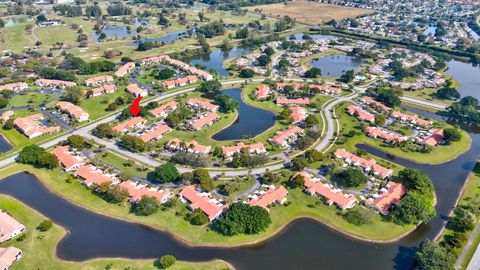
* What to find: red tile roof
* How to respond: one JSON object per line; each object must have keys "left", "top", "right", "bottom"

{"left": 56, "top": 101, "right": 89, "bottom": 121}
{"left": 139, "top": 123, "right": 172, "bottom": 142}
{"left": 115, "top": 62, "right": 135, "bottom": 77}
{"left": 347, "top": 105, "right": 374, "bottom": 122}
{"left": 291, "top": 106, "right": 307, "bottom": 123}
{"left": 149, "top": 101, "right": 178, "bottom": 117}
{"left": 189, "top": 112, "right": 219, "bottom": 130}
{"left": 365, "top": 181, "right": 407, "bottom": 215}
{"left": 119, "top": 180, "right": 172, "bottom": 203}
{"left": 0, "top": 82, "right": 28, "bottom": 91}
{"left": 126, "top": 83, "right": 148, "bottom": 97}
{"left": 221, "top": 142, "right": 267, "bottom": 156}
{"left": 0, "top": 246, "right": 22, "bottom": 269}
{"left": 360, "top": 96, "right": 391, "bottom": 111}
{"left": 270, "top": 125, "right": 303, "bottom": 146}
{"left": 75, "top": 164, "right": 120, "bottom": 187}
{"left": 51, "top": 146, "right": 85, "bottom": 172}
{"left": 13, "top": 113, "right": 61, "bottom": 139}
{"left": 391, "top": 111, "right": 432, "bottom": 127}
{"left": 186, "top": 98, "right": 219, "bottom": 111}
{"left": 248, "top": 185, "right": 288, "bottom": 210}
{"left": 112, "top": 116, "right": 146, "bottom": 133}
{"left": 275, "top": 97, "right": 310, "bottom": 106}
{"left": 255, "top": 84, "right": 270, "bottom": 98}
{"left": 179, "top": 185, "right": 226, "bottom": 221}
{"left": 84, "top": 75, "right": 113, "bottom": 85}
{"left": 35, "top": 79, "right": 76, "bottom": 88}
{"left": 0, "top": 211, "right": 26, "bottom": 243}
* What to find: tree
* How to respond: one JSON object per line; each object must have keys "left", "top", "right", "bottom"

{"left": 304, "top": 115, "right": 319, "bottom": 127}
{"left": 214, "top": 94, "right": 239, "bottom": 113}
{"left": 0, "top": 97, "right": 8, "bottom": 109}
{"left": 415, "top": 240, "right": 455, "bottom": 270}
{"left": 133, "top": 196, "right": 160, "bottom": 216}
{"left": 198, "top": 11, "right": 205, "bottom": 22}
{"left": 437, "top": 87, "right": 460, "bottom": 100}
{"left": 158, "top": 13, "right": 170, "bottom": 26}
{"left": 153, "top": 163, "right": 180, "bottom": 183}
{"left": 120, "top": 135, "right": 146, "bottom": 152}
{"left": 257, "top": 54, "right": 271, "bottom": 66}
{"left": 291, "top": 174, "right": 305, "bottom": 188}
{"left": 239, "top": 69, "right": 255, "bottom": 78}
{"left": 304, "top": 67, "right": 321, "bottom": 78}
{"left": 104, "top": 186, "right": 129, "bottom": 203}
{"left": 62, "top": 87, "right": 83, "bottom": 105}
{"left": 305, "top": 149, "right": 323, "bottom": 162}
{"left": 67, "top": 134, "right": 84, "bottom": 150}
{"left": 85, "top": 5, "right": 102, "bottom": 18}
{"left": 93, "top": 123, "right": 117, "bottom": 139}
{"left": 37, "top": 220, "right": 53, "bottom": 231}
{"left": 193, "top": 168, "right": 214, "bottom": 191}
{"left": 377, "top": 91, "right": 401, "bottom": 107}
{"left": 196, "top": 79, "right": 221, "bottom": 93}
{"left": 213, "top": 203, "right": 271, "bottom": 235}
{"left": 333, "top": 168, "right": 368, "bottom": 188}
{"left": 374, "top": 114, "right": 385, "bottom": 126}
{"left": 390, "top": 191, "right": 435, "bottom": 225}
{"left": 264, "top": 47, "right": 274, "bottom": 56}
{"left": 19, "top": 145, "right": 46, "bottom": 165}
{"left": 443, "top": 128, "right": 462, "bottom": 144}
{"left": 137, "top": 41, "right": 154, "bottom": 51}
{"left": 343, "top": 208, "right": 374, "bottom": 226}
{"left": 38, "top": 153, "right": 59, "bottom": 169}
{"left": 187, "top": 208, "right": 208, "bottom": 225}
{"left": 159, "top": 255, "right": 176, "bottom": 269}
{"left": 3, "top": 118, "right": 14, "bottom": 130}
{"left": 290, "top": 157, "right": 308, "bottom": 171}
{"left": 398, "top": 168, "right": 434, "bottom": 197}
{"left": 339, "top": 70, "right": 355, "bottom": 83}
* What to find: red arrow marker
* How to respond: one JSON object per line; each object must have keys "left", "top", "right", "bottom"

{"left": 129, "top": 96, "right": 143, "bottom": 116}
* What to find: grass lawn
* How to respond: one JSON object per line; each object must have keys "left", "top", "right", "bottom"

{"left": 7, "top": 92, "right": 54, "bottom": 109}
{"left": 403, "top": 89, "right": 454, "bottom": 106}
{"left": 95, "top": 150, "right": 152, "bottom": 178}
{"left": 0, "top": 163, "right": 415, "bottom": 246}
{"left": 77, "top": 86, "right": 132, "bottom": 120}
{"left": 336, "top": 102, "right": 471, "bottom": 164}
{"left": 34, "top": 17, "right": 95, "bottom": 48}
{"left": 0, "top": 195, "right": 230, "bottom": 270}
{"left": 0, "top": 21, "right": 35, "bottom": 52}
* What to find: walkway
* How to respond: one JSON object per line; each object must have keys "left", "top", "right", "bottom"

{"left": 457, "top": 220, "right": 480, "bottom": 269}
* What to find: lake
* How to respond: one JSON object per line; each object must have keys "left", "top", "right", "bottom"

{"left": 445, "top": 60, "right": 480, "bottom": 100}
{"left": 308, "top": 54, "right": 366, "bottom": 77}
{"left": 182, "top": 47, "right": 252, "bottom": 76}
{"left": 0, "top": 134, "right": 12, "bottom": 153}
{"left": 211, "top": 88, "right": 276, "bottom": 141}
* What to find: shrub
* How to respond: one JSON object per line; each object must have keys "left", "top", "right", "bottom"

{"left": 159, "top": 255, "right": 176, "bottom": 268}
{"left": 37, "top": 220, "right": 53, "bottom": 232}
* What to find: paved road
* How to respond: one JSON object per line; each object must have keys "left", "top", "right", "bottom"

{"left": 458, "top": 220, "right": 480, "bottom": 269}
{"left": 401, "top": 96, "right": 447, "bottom": 110}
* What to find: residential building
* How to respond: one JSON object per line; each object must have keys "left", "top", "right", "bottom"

{"left": 186, "top": 98, "right": 219, "bottom": 111}
{"left": 74, "top": 164, "right": 120, "bottom": 187}
{"left": 291, "top": 106, "right": 308, "bottom": 124}
{"left": 276, "top": 82, "right": 303, "bottom": 91}
{"left": 334, "top": 149, "right": 393, "bottom": 179}
{"left": 255, "top": 85, "right": 270, "bottom": 99}
{"left": 421, "top": 129, "right": 445, "bottom": 146}
{"left": 293, "top": 171, "right": 357, "bottom": 210}
{"left": 221, "top": 142, "right": 267, "bottom": 157}
{"left": 275, "top": 97, "right": 310, "bottom": 106}
{"left": 366, "top": 126, "right": 407, "bottom": 144}
{"left": 308, "top": 84, "right": 341, "bottom": 95}
{"left": 165, "top": 139, "right": 211, "bottom": 154}
{"left": 360, "top": 96, "right": 391, "bottom": 112}
{"left": 114, "top": 62, "right": 135, "bottom": 77}
{"left": 179, "top": 185, "right": 227, "bottom": 221}
{"left": 56, "top": 101, "right": 89, "bottom": 122}
{"left": 0, "top": 247, "right": 22, "bottom": 270}
{"left": 188, "top": 112, "right": 219, "bottom": 130}
{"left": 0, "top": 212, "right": 26, "bottom": 243}
{"left": 51, "top": 146, "right": 85, "bottom": 172}
{"left": 365, "top": 181, "right": 407, "bottom": 215}
{"left": 0, "top": 82, "right": 28, "bottom": 92}
{"left": 139, "top": 123, "right": 172, "bottom": 142}
{"left": 112, "top": 117, "right": 146, "bottom": 133}
{"left": 35, "top": 79, "right": 76, "bottom": 89}
{"left": 126, "top": 84, "right": 148, "bottom": 97}
{"left": 347, "top": 105, "right": 375, "bottom": 122}
{"left": 269, "top": 126, "right": 304, "bottom": 148}
{"left": 119, "top": 180, "right": 173, "bottom": 204}
{"left": 391, "top": 111, "right": 432, "bottom": 127}
{"left": 0, "top": 111, "right": 14, "bottom": 123}
{"left": 84, "top": 75, "right": 113, "bottom": 86}
{"left": 13, "top": 114, "right": 61, "bottom": 139}
{"left": 248, "top": 185, "right": 288, "bottom": 211}
{"left": 88, "top": 84, "right": 116, "bottom": 97}
{"left": 149, "top": 101, "right": 178, "bottom": 118}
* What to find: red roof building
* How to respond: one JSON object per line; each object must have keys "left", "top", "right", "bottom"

{"left": 0, "top": 211, "right": 26, "bottom": 243}
{"left": 221, "top": 142, "right": 267, "bottom": 157}
{"left": 139, "top": 123, "right": 172, "bottom": 142}
{"left": 188, "top": 112, "right": 219, "bottom": 130}
{"left": 276, "top": 82, "right": 303, "bottom": 91}
{"left": 186, "top": 98, "right": 219, "bottom": 111}
{"left": 115, "top": 62, "right": 135, "bottom": 77}
{"left": 0, "top": 247, "right": 22, "bottom": 270}
{"left": 293, "top": 171, "right": 357, "bottom": 210}
{"left": 35, "top": 79, "right": 76, "bottom": 89}
{"left": 165, "top": 139, "right": 211, "bottom": 154}
{"left": 56, "top": 101, "right": 89, "bottom": 122}
{"left": 269, "top": 126, "right": 304, "bottom": 148}
{"left": 291, "top": 106, "right": 308, "bottom": 124}
{"left": 248, "top": 185, "right": 288, "bottom": 210}
{"left": 308, "top": 84, "right": 341, "bottom": 95}
{"left": 0, "top": 111, "right": 14, "bottom": 123}
{"left": 334, "top": 149, "right": 393, "bottom": 179}
{"left": 0, "top": 82, "right": 28, "bottom": 92}
{"left": 112, "top": 116, "right": 146, "bottom": 133}
{"left": 179, "top": 185, "right": 227, "bottom": 221}
{"left": 347, "top": 105, "right": 374, "bottom": 122}
{"left": 149, "top": 101, "right": 178, "bottom": 118}
{"left": 13, "top": 113, "right": 61, "bottom": 139}
{"left": 275, "top": 97, "right": 310, "bottom": 106}
{"left": 84, "top": 75, "right": 113, "bottom": 86}
{"left": 365, "top": 181, "right": 407, "bottom": 215}
{"left": 89, "top": 84, "right": 116, "bottom": 97}
{"left": 421, "top": 129, "right": 445, "bottom": 146}
{"left": 366, "top": 126, "right": 407, "bottom": 144}
{"left": 360, "top": 96, "right": 391, "bottom": 112}
{"left": 74, "top": 164, "right": 120, "bottom": 187}
{"left": 255, "top": 85, "right": 270, "bottom": 99}
{"left": 126, "top": 83, "right": 148, "bottom": 97}
{"left": 119, "top": 180, "right": 173, "bottom": 204}
{"left": 391, "top": 111, "right": 432, "bottom": 127}
{"left": 51, "top": 146, "right": 85, "bottom": 172}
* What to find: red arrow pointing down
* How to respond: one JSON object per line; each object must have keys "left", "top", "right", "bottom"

{"left": 129, "top": 96, "right": 143, "bottom": 116}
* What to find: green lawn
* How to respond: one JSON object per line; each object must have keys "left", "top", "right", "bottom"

{"left": 0, "top": 21, "right": 35, "bottom": 52}
{"left": 96, "top": 150, "right": 152, "bottom": 178}
{"left": 0, "top": 164, "right": 415, "bottom": 247}
{"left": 34, "top": 17, "right": 95, "bottom": 48}
{"left": 7, "top": 92, "right": 54, "bottom": 109}
{"left": 0, "top": 194, "right": 230, "bottom": 270}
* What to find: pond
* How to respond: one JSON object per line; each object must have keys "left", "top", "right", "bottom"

{"left": 182, "top": 47, "right": 252, "bottom": 76}
{"left": 423, "top": 25, "right": 437, "bottom": 36}
{"left": 307, "top": 54, "right": 366, "bottom": 77}
{"left": 0, "top": 134, "right": 12, "bottom": 153}
{"left": 128, "top": 31, "right": 192, "bottom": 46}
{"left": 92, "top": 19, "right": 147, "bottom": 42}
{"left": 3, "top": 17, "right": 31, "bottom": 27}
{"left": 211, "top": 88, "right": 276, "bottom": 141}
{"left": 445, "top": 60, "right": 480, "bottom": 100}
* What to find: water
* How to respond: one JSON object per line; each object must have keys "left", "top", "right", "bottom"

{"left": 211, "top": 88, "right": 276, "bottom": 141}
{"left": 182, "top": 47, "right": 252, "bottom": 76}
{"left": 128, "top": 31, "right": 191, "bottom": 46}
{"left": 423, "top": 25, "right": 437, "bottom": 36}
{"left": 92, "top": 19, "right": 147, "bottom": 42}
{"left": 308, "top": 54, "right": 366, "bottom": 77}
{"left": 445, "top": 60, "right": 480, "bottom": 100}
{"left": 0, "top": 134, "right": 12, "bottom": 153}
{"left": 3, "top": 17, "right": 31, "bottom": 27}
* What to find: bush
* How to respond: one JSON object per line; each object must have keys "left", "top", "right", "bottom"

{"left": 187, "top": 208, "right": 209, "bottom": 225}
{"left": 37, "top": 220, "right": 53, "bottom": 232}
{"left": 132, "top": 196, "right": 160, "bottom": 216}
{"left": 159, "top": 255, "right": 176, "bottom": 268}
{"left": 213, "top": 203, "right": 271, "bottom": 236}
{"left": 343, "top": 208, "right": 374, "bottom": 226}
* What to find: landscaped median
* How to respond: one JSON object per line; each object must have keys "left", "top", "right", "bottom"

{"left": 0, "top": 194, "right": 231, "bottom": 270}
{"left": 0, "top": 164, "right": 416, "bottom": 247}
